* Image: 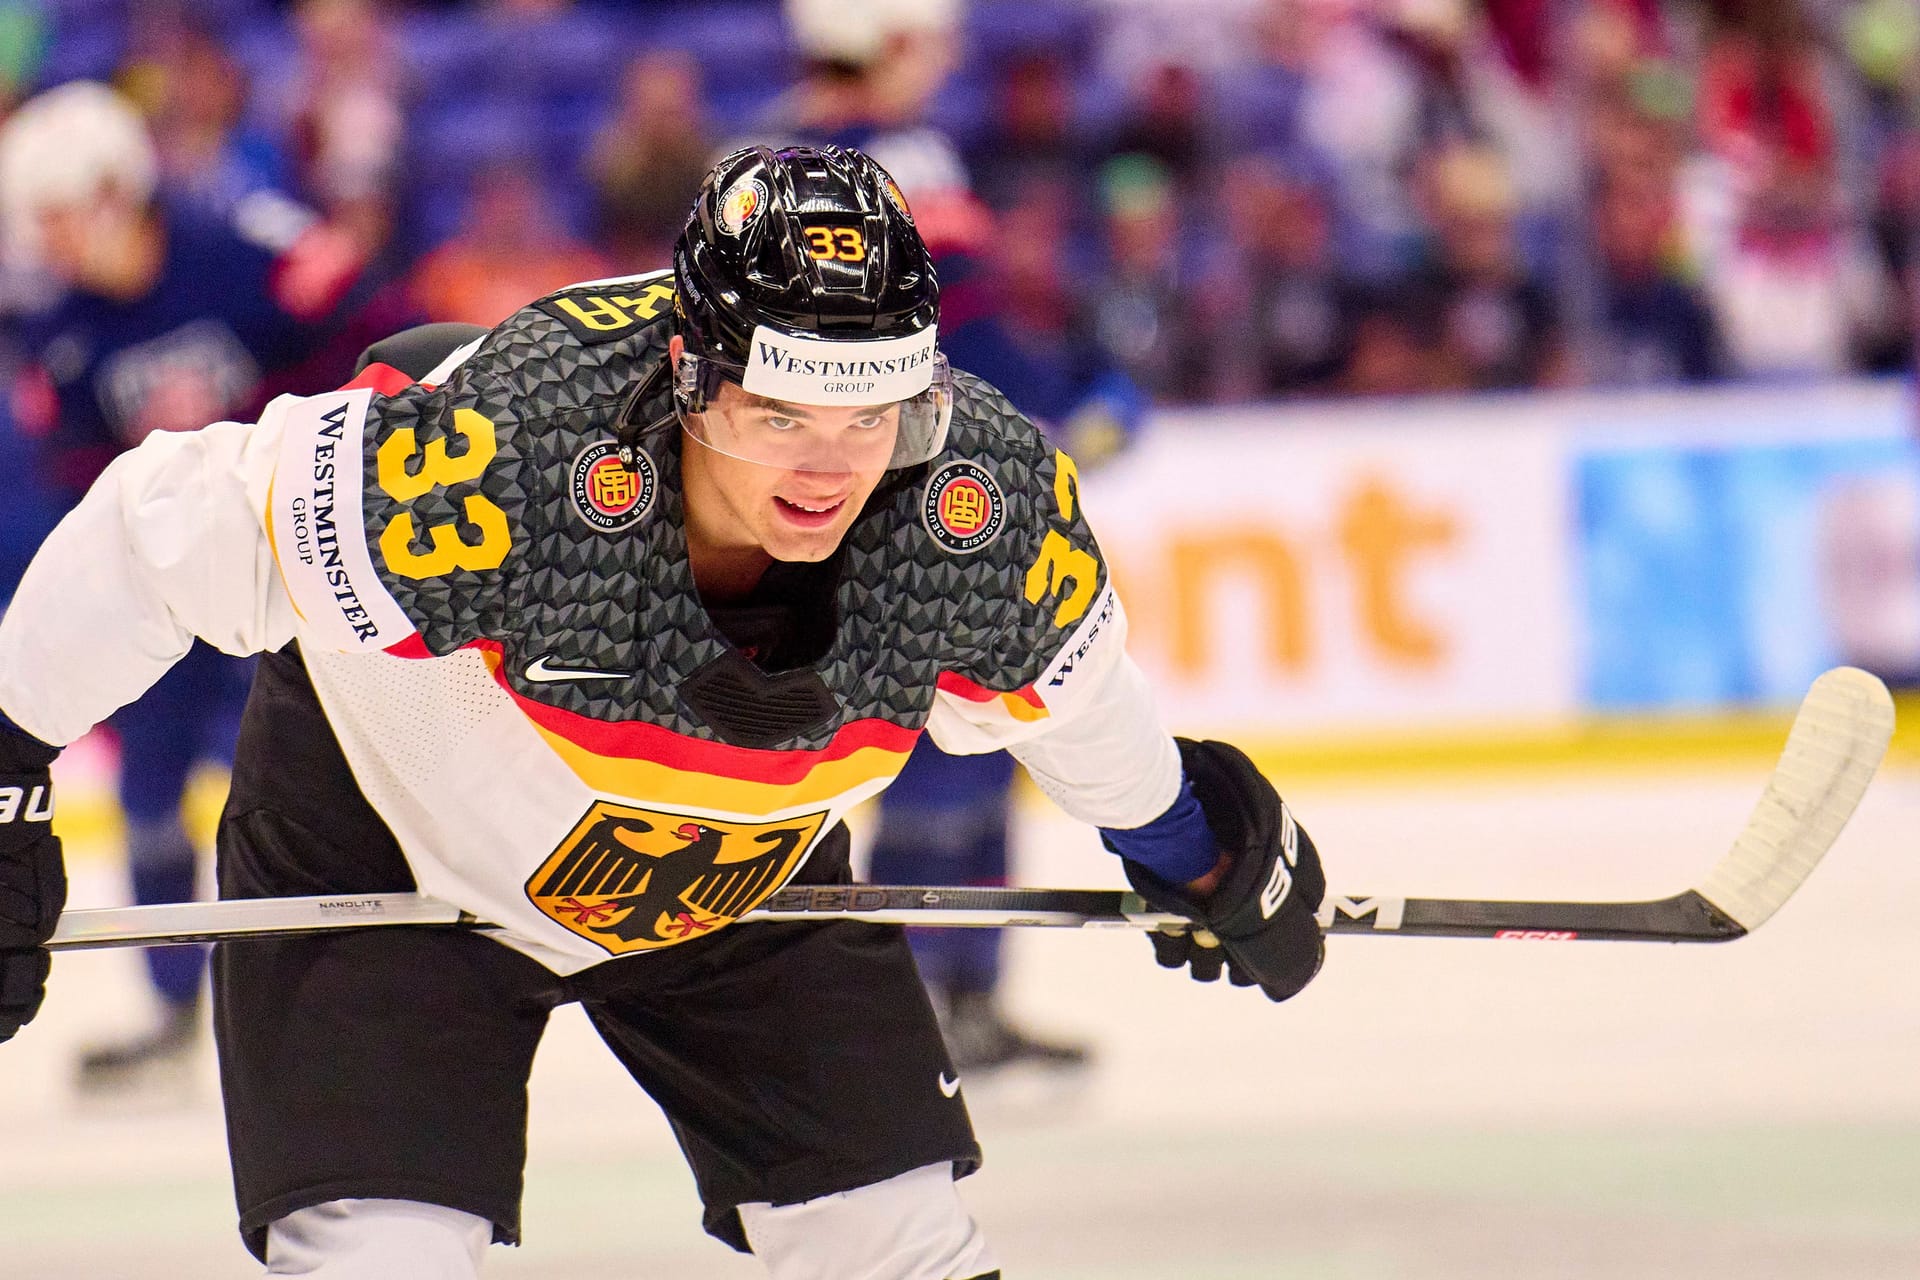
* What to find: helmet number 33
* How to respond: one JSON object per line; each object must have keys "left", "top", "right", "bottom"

{"left": 802, "top": 225, "right": 865, "bottom": 262}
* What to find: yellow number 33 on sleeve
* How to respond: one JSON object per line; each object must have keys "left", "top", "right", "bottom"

{"left": 1024, "top": 451, "right": 1099, "bottom": 628}
{"left": 374, "top": 407, "right": 513, "bottom": 579}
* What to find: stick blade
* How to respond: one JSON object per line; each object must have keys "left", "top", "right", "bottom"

{"left": 1695, "top": 666, "right": 1894, "bottom": 933}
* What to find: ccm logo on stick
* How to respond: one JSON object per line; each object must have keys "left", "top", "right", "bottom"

{"left": 1316, "top": 896, "right": 1407, "bottom": 930}
{"left": 1494, "top": 929, "right": 1578, "bottom": 941}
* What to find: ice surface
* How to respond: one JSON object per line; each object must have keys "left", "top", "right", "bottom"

{"left": 3, "top": 765, "right": 1917, "bottom": 1277}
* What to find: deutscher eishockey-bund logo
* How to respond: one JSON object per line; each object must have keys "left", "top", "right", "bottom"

{"left": 742, "top": 323, "right": 937, "bottom": 405}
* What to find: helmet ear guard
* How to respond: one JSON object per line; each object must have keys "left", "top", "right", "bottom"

{"left": 672, "top": 348, "right": 722, "bottom": 417}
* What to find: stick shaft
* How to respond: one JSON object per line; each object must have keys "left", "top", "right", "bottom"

{"left": 758, "top": 885, "right": 1746, "bottom": 941}
{"left": 47, "top": 893, "right": 477, "bottom": 950}
{"left": 41, "top": 667, "right": 1890, "bottom": 953}
{"left": 46, "top": 883, "right": 1741, "bottom": 950}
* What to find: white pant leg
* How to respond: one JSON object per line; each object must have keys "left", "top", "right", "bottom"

{"left": 264, "top": 1198, "right": 491, "bottom": 1279}
{"left": 738, "top": 1163, "right": 999, "bottom": 1280}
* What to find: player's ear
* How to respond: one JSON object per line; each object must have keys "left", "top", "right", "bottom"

{"left": 668, "top": 333, "right": 684, "bottom": 374}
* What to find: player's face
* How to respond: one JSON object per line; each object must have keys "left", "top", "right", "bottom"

{"left": 681, "top": 379, "right": 893, "bottom": 564}
{"left": 29, "top": 191, "right": 142, "bottom": 289}
{"left": 33, "top": 203, "right": 99, "bottom": 280}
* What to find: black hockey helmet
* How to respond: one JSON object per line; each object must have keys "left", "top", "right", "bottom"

{"left": 669, "top": 143, "right": 952, "bottom": 473}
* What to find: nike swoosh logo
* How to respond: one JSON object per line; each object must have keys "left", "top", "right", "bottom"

{"left": 523, "top": 654, "right": 629, "bottom": 683}
{"left": 938, "top": 1072, "right": 961, "bottom": 1098}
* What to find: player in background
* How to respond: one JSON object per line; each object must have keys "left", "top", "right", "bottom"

{"left": 0, "top": 81, "right": 370, "bottom": 1090}
{"left": 773, "top": 0, "right": 1147, "bottom": 1074}
{"left": 0, "top": 144, "right": 1324, "bottom": 1277}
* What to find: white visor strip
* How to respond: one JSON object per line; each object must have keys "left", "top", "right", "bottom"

{"left": 742, "top": 323, "right": 939, "bottom": 406}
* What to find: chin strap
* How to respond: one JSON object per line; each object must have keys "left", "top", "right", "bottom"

{"left": 615, "top": 357, "right": 676, "bottom": 471}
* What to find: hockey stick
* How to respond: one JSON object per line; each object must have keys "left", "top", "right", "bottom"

{"left": 46, "top": 667, "right": 1893, "bottom": 950}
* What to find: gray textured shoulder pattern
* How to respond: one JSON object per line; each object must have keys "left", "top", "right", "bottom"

{"left": 358, "top": 278, "right": 677, "bottom": 655}
{"left": 849, "top": 368, "right": 1111, "bottom": 694}
{"left": 357, "top": 323, "right": 1107, "bottom": 750}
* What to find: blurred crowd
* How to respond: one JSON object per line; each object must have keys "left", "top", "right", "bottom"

{"left": 0, "top": 0, "right": 1916, "bottom": 407}
{"left": 4, "top": 0, "right": 1910, "bottom": 1097}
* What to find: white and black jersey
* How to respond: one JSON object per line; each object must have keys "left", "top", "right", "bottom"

{"left": 0, "top": 271, "right": 1180, "bottom": 975}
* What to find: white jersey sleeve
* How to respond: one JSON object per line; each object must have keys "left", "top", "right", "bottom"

{"left": 0, "top": 385, "right": 381, "bottom": 747}
{"left": 926, "top": 584, "right": 1181, "bottom": 832}
{"left": 0, "top": 416, "right": 290, "bottom": 745}
{"left": 916, "top": 380, "right": 1185, "bottom": 834}
{"left": 0, "top": 386, "right": 423, "bottom": 746}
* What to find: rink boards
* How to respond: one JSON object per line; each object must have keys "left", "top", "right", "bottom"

{"left": 1090, "top": 378, "right": 1918, "bottom": 739}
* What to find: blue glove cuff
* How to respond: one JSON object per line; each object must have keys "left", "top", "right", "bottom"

{"left": 1099, "top": 771, "right": 1220, "bottom": 884}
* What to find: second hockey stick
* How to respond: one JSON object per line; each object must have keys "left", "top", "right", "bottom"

{"left": 47, "top": 667, "right": 1893, "bottom": 950}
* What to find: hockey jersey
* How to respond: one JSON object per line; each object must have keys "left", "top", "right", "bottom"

{"left": 0, "top": 272, "right": 1180, "bottom": 975}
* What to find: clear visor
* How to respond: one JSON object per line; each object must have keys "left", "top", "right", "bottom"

{"left": 676, "top": 350, "right": 953, "bottom": 474}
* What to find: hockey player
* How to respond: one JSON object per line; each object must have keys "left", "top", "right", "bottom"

{"left": 0, "top": 145, "right": 1323, "bottom": 1278}
{"left": 773, "top": 0, "right": 1145, "bottom": 1075}
{"left": 0, "top": 81, "right": 371, "bottom": 1090}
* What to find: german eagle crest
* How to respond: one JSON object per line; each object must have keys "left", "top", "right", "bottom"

{"left": 527, "top": 801, "right": 827, "bottom": 953}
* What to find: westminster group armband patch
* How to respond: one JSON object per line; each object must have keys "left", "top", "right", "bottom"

{"left": 268, "top": 387, "right": 415, "bottom": 652}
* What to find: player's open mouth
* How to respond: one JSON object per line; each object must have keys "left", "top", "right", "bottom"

{"left": 774, "top": 495, "right": 847, "bottom": 527}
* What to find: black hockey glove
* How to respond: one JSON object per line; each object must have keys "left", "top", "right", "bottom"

{"left": 0, "top": 726, "right": 63, "bottom": 1044}
{"left": 1122, "top": 739, "right": 1325, "bottom": 1003}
